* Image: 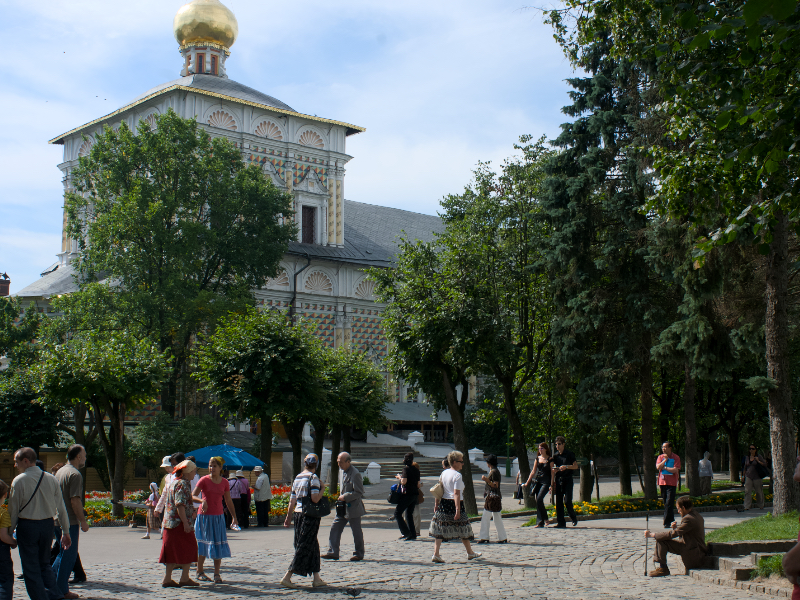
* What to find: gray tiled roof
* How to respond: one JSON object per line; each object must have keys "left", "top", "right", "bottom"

{"left": 15, "top": 200, "right": 443, "bottom": 298}
{"left": 131, "top": 74, "right": 295, "bottom": 112}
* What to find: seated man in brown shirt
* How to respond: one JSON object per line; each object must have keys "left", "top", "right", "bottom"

{"left": 644, "top": 495, "right": 709, "bottom": 577}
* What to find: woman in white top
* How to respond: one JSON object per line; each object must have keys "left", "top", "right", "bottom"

{"left": 428, "top": 450, "right": 482, "bottom": 563}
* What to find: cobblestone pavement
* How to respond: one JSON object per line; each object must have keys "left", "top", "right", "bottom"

{"left": 22, "top": 524, "right": 770, "bottom": 600}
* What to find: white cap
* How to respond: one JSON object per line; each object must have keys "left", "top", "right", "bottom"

{"left": 160, "top": 455, "right": 172, "bottom": 467}
{"left": 254, "top": 466, "right": 263, "bottom": 472}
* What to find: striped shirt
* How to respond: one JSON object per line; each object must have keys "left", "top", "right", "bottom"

{"left": 290, "top": 473, "right": 321, "bottom": 513}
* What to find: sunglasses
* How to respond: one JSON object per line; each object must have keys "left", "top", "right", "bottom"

{"left": 453, "top": 459, "right": 463, "bottom": 464}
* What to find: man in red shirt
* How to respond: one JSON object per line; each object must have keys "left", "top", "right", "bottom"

{"left": 656, "top": 441, "right": 681, "bottom": 528}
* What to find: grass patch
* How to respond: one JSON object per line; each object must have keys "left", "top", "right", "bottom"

{"left": 751, "top": 554, "right": 785, "bottom": 580}
{"left": 706, "top": 511, "right": 798, "bottom": 543}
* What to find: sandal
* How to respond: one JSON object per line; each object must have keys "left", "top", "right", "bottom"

{"left": 214, "top": 576, "right": 223, "bottom": 584}
{"left": 196, "top": 573, "right": 212, "bottom": 582}
{"left": 178, "top": 580, "right": 199, "bottom": 587}
{"left": 162, "top": 581, "right": 179, "bottom": 588}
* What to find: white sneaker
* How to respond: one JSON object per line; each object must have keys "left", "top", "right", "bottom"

{"left": 468, "top": 552, "right": 483, "bottom": 560}
{"left": 432, "top": 555, "right": 445, "bottom": 564}
{"left": 141, "top": 534, "right": 150, "bottom": 539}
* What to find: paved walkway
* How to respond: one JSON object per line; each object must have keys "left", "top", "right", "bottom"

{"left": 16, "top": 505, "right": 772, "bottom": 599}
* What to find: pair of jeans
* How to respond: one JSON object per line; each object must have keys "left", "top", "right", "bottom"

{"left": 394, "top": 494, "right": 417, "bottom": 539}
{"left": 531, "top": 480, "right": 550, "bottom": 525}
{"left": 0, "top": 544, "right": 12, "bottom": 600}
{"left": 52, "top": 523, "right": 80, "bottom": 594}
{"left": 554, "top": 477, "right": 577, "bottom": 526}
{"left": 52, "top": 528, "right": 85, "bottom": 581}
{"left": 17, "top": 518, "right": 61, "bottom": 600}
{"left": 661, "top": 485, "right": 677, "bottom": 527}
{"left": 255, "top": 500, "right": 271, "bottom": 527}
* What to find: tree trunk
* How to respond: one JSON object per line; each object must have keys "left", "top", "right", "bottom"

{"left": 617, "top": 418, "right": 632, "bottom": 496}
{"left": 578, "top": 430, "right": 593, "bottom": 502}
{"left": 499, "top": 376, "right": 533, "bottom": 508}
{"left": 727, "top": 428, "right": 741, "bottom": 484}
{"left": 682, "top": 364, "right": 700, "bottom": 496}
{"left": 260, "top": 413, "right": 273, "bottom": 479}
{"left": 312, "top": 419, "right": 328, "bottom": 461}
{"left": 765, "top": 209, "right": 799, "bottom": 515}
{"left": 639, "top": 352, "right": 657, "bottom": 500}
{"left": 438, "top": 367, "right": 477, "bottom": 515}
{"left": 343, "top": 428, "right": 351, "bottom": 454}
{"left": 111, "top": 403, "right": 127, "bottom": 518}
{"left": 330, "top": 424, "right": 342, "bottom": 493}
{"left": 281, "top": 417, "right": 306, "bottom": 478}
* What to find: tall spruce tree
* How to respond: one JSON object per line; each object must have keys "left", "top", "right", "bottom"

{"left": 540, "top": 36, "right": 665, "bottom": 499}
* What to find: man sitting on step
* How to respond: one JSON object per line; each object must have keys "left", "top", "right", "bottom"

{"left": 644, "top": 495, "right": 709, "bottom": 577}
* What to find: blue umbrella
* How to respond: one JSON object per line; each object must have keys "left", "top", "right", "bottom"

{"left": 187, "top": 444, "right": 264, "bottom": 471}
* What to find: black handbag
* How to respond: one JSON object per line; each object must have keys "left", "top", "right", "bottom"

{"left": 302, "top": 495, "right": 331, "bottom": 518}
{"left": 335, "top": 501, "right": 347, "bottom": 518}
{"left": 388, "top": 483, "right": 403, "bottom": 505}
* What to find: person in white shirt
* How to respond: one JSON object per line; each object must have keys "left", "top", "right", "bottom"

{"left": 155, "top": 453, "right": 185, "bottom": 520}
{"left": 253, "top": 466, "right": 273, "bottom": 527}
{"left": 698, "top": 452, "right": 713, "bottom": 496}
{"left": 428, "top": 450, "right": 481, "bottom": 564}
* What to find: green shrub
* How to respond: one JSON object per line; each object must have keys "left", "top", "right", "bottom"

{"left": 363, "top": 476, "right": 371, "bottom": 485}
{"left": 751, "top": 554, "right": 784, "bottom": 579}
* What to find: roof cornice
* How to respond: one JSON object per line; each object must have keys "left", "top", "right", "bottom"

{"left": 49, "top": 84, "right": 365, "bottom": 145}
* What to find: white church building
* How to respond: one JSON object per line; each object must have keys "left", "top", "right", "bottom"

{"left": 15, "top": 0, "right": 462, "bottom": 439}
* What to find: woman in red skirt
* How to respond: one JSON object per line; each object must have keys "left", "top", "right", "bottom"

{"left": 159, "top": 459, "right": 199, "bottom": 587}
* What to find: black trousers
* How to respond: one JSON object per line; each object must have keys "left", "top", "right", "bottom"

{"left": 255, "top": 500, "right": 271, "bottom": 527}
{"left": 394, "top": 494, "right": 417, "bottom": 539}
{"left": 554, "top": 477, "right": 577, "bottom": 526}
{"left": 661, "top": 485, "right": 677, "bottom": 527}
{"left": 531, "top": 480, "right": 550, "bottom": 525}
{"left": 17, "top": 518, "right": 60, "bottom": 600}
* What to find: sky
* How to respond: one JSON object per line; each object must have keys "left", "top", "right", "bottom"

{"left": 0, "top": 0, "right": 577, "bottom": 294}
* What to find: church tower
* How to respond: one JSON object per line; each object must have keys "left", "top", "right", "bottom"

{"left": 174, "top": 0, "right": 237, "bottom": 79}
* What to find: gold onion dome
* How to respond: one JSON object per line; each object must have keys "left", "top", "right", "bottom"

{"left": 174, "top": 0, "right": 238, "bottom": 49}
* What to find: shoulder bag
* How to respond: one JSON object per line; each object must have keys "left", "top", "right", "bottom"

{"left": 19, "top": 471, "right": 46, "bottom": 514}
{"left": 388, "top": 483, "right": 403, "bottom": 505}
{"left": 301, "top": 476, "right": 331, "bottom": 518}
{"left": 430, "top": 480, "right": 444, "bottom": 500}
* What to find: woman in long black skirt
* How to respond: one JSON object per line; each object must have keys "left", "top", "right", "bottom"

{"left": 280, "top": 454, "right": 327, "bottom": 589}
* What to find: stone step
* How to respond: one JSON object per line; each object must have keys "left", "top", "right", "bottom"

{"left": 718, "top": 556, "right": 755, "bottom": 580}
{"left": 751, "top": 551, "right": 783, "bottom": 565}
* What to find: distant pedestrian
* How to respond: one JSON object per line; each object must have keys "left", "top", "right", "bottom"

{"left": 158, "top": 459, "right": 198, "bottom": 588}
{"left": 0, "top": 479, "right": 18, "bottom": 600}
{"left": 698, "top": 452, "right": 713, "bottom": 496}
{"left": 656, "top": 441, "right": 681, "bottom": 528}
{"left": 477, "top": 455, "right": 507, "bottom": 544}
{"left": 394, "top": 453, "right": 420, "bottom": 541}
{"left": 525, "top": 442, "right": 554, "bottom": 527}
{"left": 742, "top": 444, "right": 768, "bottom": 510}
{"left": 515, "top": 470, "right": 523, "bottom": 505}
{"left": 155, "top": 452, "right": 185, "bottom": 521}
{"left": 412, "top": 461, "right": 423, "bottom": 537}
{"left": 9, "top": 447, "right": 72, "bottom": 600}
{"left": 280, "top": 454, "right": 327, "bottom": 589}
{"left": 158, "top": 456, "right": 172, "bottom": 495}
{"left": 552, "top": 436, "right": 578, "bottom": 528}
{"left": 193, "top": 457, "right": 237, "bottom": 584}
{"left": 253, "top": 466, "right": 272, "bottom": 527}
{"left": 53, "top": 444, "right": 90, "bottom": 599}
{"left": 232, "top": 471, "right": 251, "bottom": 529}
{"left": 144, "top": 482, "right": 160, "bottom": 539}
{"left": 429, "top": 451, "right": 481, "bottom": 564}
{"left": 322, "top": 452, "right": 365, "bottom": 561}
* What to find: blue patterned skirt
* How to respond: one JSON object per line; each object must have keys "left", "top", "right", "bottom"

{"left": 195, "top": 514, "right": 231, "bottom": 559}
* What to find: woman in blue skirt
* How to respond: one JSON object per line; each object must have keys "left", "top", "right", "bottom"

{"left": 192, "top": 456, "right": 238, "bottom": 583}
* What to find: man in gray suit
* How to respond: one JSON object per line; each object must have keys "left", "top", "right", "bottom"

{"left": 321, "top": 452, "right": 366, "bottom": 561}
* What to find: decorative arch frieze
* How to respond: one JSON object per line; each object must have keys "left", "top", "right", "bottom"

{"left": 77, "top": 137, "right": 94, "bottom": 158}
{"left": 268, "top": 269, "right": 289, "bottom": 288}
{"left": 253, "top": 119, "right": 283, "bottom": 140}
{"left": 354, "top": 278, "right": 376, "bottom": 300}
{"left": 207, "top": 109, "right": 237, "bottom": 131}
{"left": 304, "top": 271, "right": 333, "bottom": 295}
{"left": 297, "top": 129, "right": 324, "bottom": 149}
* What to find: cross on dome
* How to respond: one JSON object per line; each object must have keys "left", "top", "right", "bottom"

{"left": 174, "top": 0, "right": 238, "bottom": 78}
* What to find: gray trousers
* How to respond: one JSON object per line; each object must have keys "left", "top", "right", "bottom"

{"left": 327, "top": 515, "right": 364, "bottom": 559}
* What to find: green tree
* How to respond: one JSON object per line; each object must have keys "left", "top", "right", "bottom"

{"left": 36, "top": 331, "right": 170, "bottom": 515}
{"left": 65, "top": 110, "right": 297, "bottom": 416}
{"left": 194, "top": 308, "right": 324, "bottom": 477}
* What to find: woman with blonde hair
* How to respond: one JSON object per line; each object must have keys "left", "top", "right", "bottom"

{"left": 429, "top": 450, "right": 481, "bottom": 563}
{"left": 193, "top": 456, "right": 238, "bottom": 583}
{"left": 280, "top": 454, "right": 327, "bottom": 589}
{"left": 159, "top": 459, "right": 199, "bottom": 588}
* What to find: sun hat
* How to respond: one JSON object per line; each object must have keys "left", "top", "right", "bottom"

{"left": 235, "top": 470, "right": 245, "bottom": 477}
{"left": 254, "top": 466, "right": 263, "bottom": 472}
{"left": 174, "top": 459, "right": 196, "bottom": 474}
{"left": 160, "top": 455, "right": 172, "bottom": 467}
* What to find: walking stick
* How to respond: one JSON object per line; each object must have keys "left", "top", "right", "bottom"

{"left": 644, "top": 513, "right": 649, "bottom": 576}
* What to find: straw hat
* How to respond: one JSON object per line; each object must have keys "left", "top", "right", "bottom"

{"left": 253, "top": 466, "right": 263, "bottom": 472}
{"left": 234, "top": 470, "right": 245, "bottom": 477}
{"left": 175, "top": 459, "right": 197, "bottom": 473}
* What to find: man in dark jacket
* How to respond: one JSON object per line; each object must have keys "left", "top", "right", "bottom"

{"left": 644, "top": 495, "right": 709, "bottom": 576}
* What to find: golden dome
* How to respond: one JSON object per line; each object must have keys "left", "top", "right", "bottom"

{"left": 174, "top": 0, "right": 238, "bottom": 49}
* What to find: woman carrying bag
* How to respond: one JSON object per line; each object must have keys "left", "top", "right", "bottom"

{"left": 281, "top": 454, "right": 328, "bottom": 590}
{"left": 477, "top": 455, "right": 507, "bottom": 544}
